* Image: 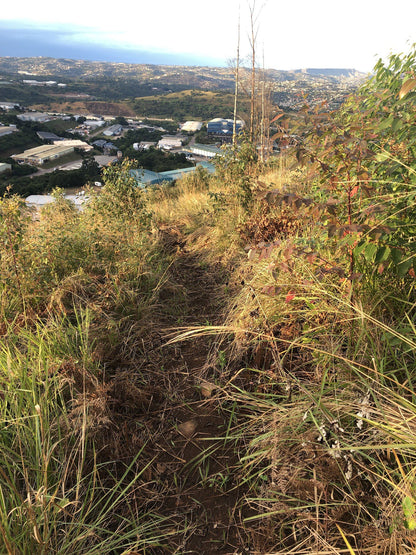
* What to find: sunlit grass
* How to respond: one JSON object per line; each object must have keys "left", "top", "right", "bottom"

{"left": 2, "top": 144, "right": 416, "bottom": 552}
{"left": 0, "top": 315, "right": 173, "bottom": 554}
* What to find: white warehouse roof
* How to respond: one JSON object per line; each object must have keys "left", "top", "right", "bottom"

{"left": 181, "top": 121, "right": 203, "bottom": 132}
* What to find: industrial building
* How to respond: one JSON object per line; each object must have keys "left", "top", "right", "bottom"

{"left": 133, "top": 142, "right": 156, "bottom": 151}
{"left": 130, "top": 169, "right": 168, "bottom": 187}
{"left": 0, "top": 163, "right": 11, "bottom": 174}
{"left": 103, "top": 124, "right": 123, "bottom": 137}
{"left": 25, "top": 194, "right": 86, "bottom": 210}
{"left": 94, "top": 155, "right": 118, "bottom": 167}
{"left": 22, "top": 80, "right": 57, "bottom": 86}
{"left": 158, "top": 136, "right": 185, "bottom": 150}
{"left": 189, "top": 143, "right": 223, "bottom": 158}
{"left": 0, "top": 125, "right": 18, "bottom": 137}
{"left": 12, "top": 144, "right": 75, "bottom": 165}
{"left": 0, "top": 102, "right": 20, "bottom": 110}
{"left": 207, "top": 118, "right": 244, "bottom": 136}
{"left": 17, "top": 112, "right": 51, "bottom": 123}
{"left": 92, "top": 139, "right": 108, "bottom": 148}
{"left": 91, "top": 140, "right": 117, "bottom": 156}
{"left": 84, "top": 120, "right": 106, "bottom": 128}
{"left": 130, "top": 162, "right": 215, "bottom": 188}
{"left": 37, "top": 131, "right": 62, "bottom": 141}
{"left": 181, "top": 121, "right": 203, "bottom": 133}
{"left": 53, "top": 139, "right": 93, "bottom": 152}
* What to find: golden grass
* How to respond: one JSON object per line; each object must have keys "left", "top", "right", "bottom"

{"left": 3, "top": 152, "right": 416, "bottom": 552}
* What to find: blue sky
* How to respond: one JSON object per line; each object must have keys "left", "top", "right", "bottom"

{"left": 1, "top": 1, "right": 416, "bottom": 71}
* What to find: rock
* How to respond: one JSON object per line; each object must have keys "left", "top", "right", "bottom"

{"left": 199, "top": 380, "right": 217, "bottom": 398}
{"left": 177, "top": 419, "right": 197, "bottom": 438}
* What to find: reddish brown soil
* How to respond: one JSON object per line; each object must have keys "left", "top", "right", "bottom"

{"left": 151, "top": 250, "right": 251, "bottom": 553}
{"left": 81, "top": 233, "right": 254, "bottom": 553}
{"left": 30, "top": 100, "right": 136, "bottom": 117}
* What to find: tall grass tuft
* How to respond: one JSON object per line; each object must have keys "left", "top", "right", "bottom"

{"left": 0, "top": 314, "right": 172, "bottom": 554}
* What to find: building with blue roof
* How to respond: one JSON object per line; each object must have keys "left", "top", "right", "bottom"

{"left": 130, "top": 162, "right": 215, "bottom": 189}
{"left": 129, "top": 169, "right": 168, "bottom": 188}
{"left": 207, "top": 118, "right": 244, "bottom": 136}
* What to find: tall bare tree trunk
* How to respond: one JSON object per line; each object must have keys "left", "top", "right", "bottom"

{"left": 233, "top": 5, "right": 241, "bottom": 149}
{"left": 260, "top": 49, "right": 274, "bottom": 162}
{"left": 260, "top": 50, "right": 265, "bottom": 162}
{"left": 249, "top": 1, "right": 257, "bottom": 143}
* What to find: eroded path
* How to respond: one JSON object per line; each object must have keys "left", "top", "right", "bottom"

{"left": 152, "top": 242, "right": 247, "bottom": 554}
{"left": 88, "top": 225, "right": 251, "bottom": 553}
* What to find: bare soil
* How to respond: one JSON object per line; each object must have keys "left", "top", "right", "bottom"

{"left": 30, "top": 100, "right": 136, "bottom": 117}
{"left": 82, "top": 228, "right": 254, "bottom": 553}
{"left": 151, "top": 244, "right": 250, "bottom": 553}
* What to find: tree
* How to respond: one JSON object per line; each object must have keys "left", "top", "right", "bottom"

{"left": 81, "top": 156, "right": 101, "bottom": 181}
{"left": 295, "top": 45, "right": 416, "bottom": 278}
{"left": 87, "top": 159, "right": 152, "bottom": 230}
{"left": 248, "top": 0, "right": 260, "bottom": 142}
{"left": 232, "top": 5, "right": 241, "bottom": 149}
{"left": 115, "top": 116, "right": 128, "bottom": 126}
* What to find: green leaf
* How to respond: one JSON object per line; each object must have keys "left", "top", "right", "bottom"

{"left": 364, "top": 243, "right": 378, "bottom": 262}
{"left": 402, "top": 496, "right": 414, "bottom": 519}
{"left": 375, "top": 152, "right": 390, "bottom": 162}
{"left": 375, "top": 245, "right": 391, "bottom": 264}
{"left": 389, "top": 523, "right": 396, "bottom": 534}
{"left": 378, "top": 116, "right": 394, "bottom": 131}
{"left": 354, "top": 241, "right": 367, "bottom": 257}
{"left": 407, "top": 518, "right": 416, "bottom": 530}
{"left": 392, "top": 118, "right": 403, "bottom": 132}
{"left": 390, "top": 248, "right": 403, "bottom": 265}
{"left": 397, "top": 257, "right": 414, "bottom": 276}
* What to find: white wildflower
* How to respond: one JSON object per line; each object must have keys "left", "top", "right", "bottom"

{"left": 356, "top": 393, "right": 371, "bottom": 429}
{"left": 330, "top": 439, "right": 342, "bottom": 458}
{"left": 345, "top": 458, "right": 353, "bottom": 481}
{"left": 317, "top": 423, "right": 327, "bottom": 442}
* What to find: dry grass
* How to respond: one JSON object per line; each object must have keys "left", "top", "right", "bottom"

{"left": 2, "top": 156, "right": 416, "bottom": 553}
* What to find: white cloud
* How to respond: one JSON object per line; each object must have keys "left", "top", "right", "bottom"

{"left": 3, "top": 0, "right": 416, "bottom": 70}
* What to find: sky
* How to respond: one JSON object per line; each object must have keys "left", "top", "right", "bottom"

{"left": 1, "top": 0, "right": 416, "bottom": 72}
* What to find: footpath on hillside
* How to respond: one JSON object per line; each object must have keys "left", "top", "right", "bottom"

{"left": 149, "top": 229, "right": 248, "bottom": 554}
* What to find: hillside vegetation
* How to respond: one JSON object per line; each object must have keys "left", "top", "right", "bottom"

{"left": 1, "top": 48, "right": 416, "bottom": 554}
{"left": 130, "top": 90, "right": 250, "bottom": 121}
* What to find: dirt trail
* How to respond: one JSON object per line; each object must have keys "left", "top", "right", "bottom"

{"left": 151, "top": 241, "right": 248, "bottom": 554}
{"left": 88, "top": 227, "right": 250, "bottom": 553}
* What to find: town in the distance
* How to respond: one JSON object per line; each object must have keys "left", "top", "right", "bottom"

{"left": 0, "top": 57, "right": 367, "bottom": 207}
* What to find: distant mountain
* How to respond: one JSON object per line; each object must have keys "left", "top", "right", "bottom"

{"left": 0, "top": 57, "right": 238, "bottom": 92}
{"left": 293, "top": 68, "right": 368, "bottom": 78}
{"left": 0, "top": 56, "right": 366, "bottom": 116}
{"left": 0, "top": 57, "right": 366, "bottom": 89}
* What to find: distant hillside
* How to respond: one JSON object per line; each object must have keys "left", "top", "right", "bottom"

{"left": 0, "top": 57, "right": 236, "bottom": 90}
{"left": 0, "top": 57, "right": 366, "bottom": 115}
{"left": 293, "top": 68, "right": 368, "bottom": 78}
{"left": 0, "top": 57, "right": 366, "bottom": 90}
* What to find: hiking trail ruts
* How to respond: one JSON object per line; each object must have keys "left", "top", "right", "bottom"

{"left": 151, "top": 236, "right": 249, "bottom": 554}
